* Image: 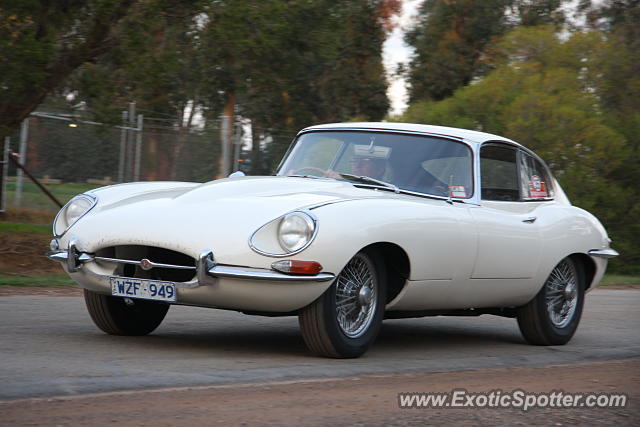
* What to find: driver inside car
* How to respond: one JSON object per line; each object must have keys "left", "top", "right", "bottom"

{"left": 349, "top": 156, "right": 387, "bottom": 180}
{"left": 321, "top": 154, "right": 388, "bottom": 181}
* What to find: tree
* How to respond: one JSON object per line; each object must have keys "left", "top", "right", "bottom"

{"left": 16, "top": 1, "right": 396, "bottom": 177}
{"left": 241, "top": 0, "right": 396, "bottom": 171}
{"left": 404, "top": 0, "right": 567, "bottom": 103}
{"left": 0, "top": 0, "right": 147, "bottom": 139}
{"left": 79, "top": 0, "right": 395, "bottom": 174}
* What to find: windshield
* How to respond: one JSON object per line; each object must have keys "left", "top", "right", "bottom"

{"left": 277, "top": 131, "right": 473, "bottom": 199}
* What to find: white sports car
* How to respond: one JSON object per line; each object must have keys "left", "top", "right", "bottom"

{"left": 48, "top": 122, "right": 618, "bottom": 358}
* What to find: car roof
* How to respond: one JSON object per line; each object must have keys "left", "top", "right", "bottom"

{"left": 301, "top": 122, "right": 520, "bottom": 146}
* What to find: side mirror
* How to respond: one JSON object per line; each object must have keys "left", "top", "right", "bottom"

{"left": 228, "top": 171, "right": 246, "bottom": 178}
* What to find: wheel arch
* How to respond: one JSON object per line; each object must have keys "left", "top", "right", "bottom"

{"left": 361, "top": 242, "right": 410, "bottom": 304}
{"left": 569, "top": 253, "right": 597, "bottom": 291}
{"left": 532, "top": 252, "right": 598, "bottom": 297}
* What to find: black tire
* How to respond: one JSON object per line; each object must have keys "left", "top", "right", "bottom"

{"left": 299, "top": 251, "right": 386, "bottom": 358}
{"left": 517, "top": 257, "right": 585, "bottom": 345}
{"left": 84, "top": 289, "right": 170, "bottom": 336}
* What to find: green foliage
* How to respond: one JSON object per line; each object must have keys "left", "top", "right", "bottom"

{"left": 397, "top": 25, "right": 640, "bottom": 273}
{"left": 51, "top": 0, "right": 393, "bottom": 173}
{"left": 60, "top": 0, "right": 210, "bottom": 122}
{"left": 405, "top": 0, "right": 511, "bottom": 102}
{"left": 0, "top": 0, "right": 151, "bottom": 137}
{"left": 0, "top": 222, "right": 50, "bottom": 234}
{"left": 404, "top": 0, "right": 568, "bottom": 102}
{"left": 599, "top": 275, "right": 640, "bottom": 286}
{"left": 245, "top": 0, "right": 391, "bottom": 166}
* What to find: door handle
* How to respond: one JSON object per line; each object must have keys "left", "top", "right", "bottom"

{"left": 522, "top": 216, "right": 537, "bottom": 223}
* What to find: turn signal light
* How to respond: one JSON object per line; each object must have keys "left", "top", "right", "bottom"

{"left": 271, "top": 260, "right": 323, "bottom": 275}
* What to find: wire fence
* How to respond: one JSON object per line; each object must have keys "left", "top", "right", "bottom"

{"left": 2, "top": 112, "right": 296, "bottom": 213}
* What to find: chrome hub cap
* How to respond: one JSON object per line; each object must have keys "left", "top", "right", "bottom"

{"left": 358, "top": 285, "right": 372, "bottom": 305}
{"left": 335, "top": 255, "right": 377, "bottom": 338}
{"left": 563, "top": 282, "right": 577, "bottom": 300}
{"left": 545, "top": 260, "right": 579, "bottom": 328}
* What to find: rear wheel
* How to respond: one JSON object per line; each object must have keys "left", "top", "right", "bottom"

{"left": 299, "top": 251, "right": 386, "bottom": 358}
{"left": 517, "top": 257, "right": 585, "bottom": 345}
{"left": 84, "top": 289, "right": 169, "bottom": 336}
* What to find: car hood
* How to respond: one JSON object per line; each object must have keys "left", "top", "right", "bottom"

{"left": 91, "top": 176, "right": 387, "bottom": 212}
{"left": 68, "top": 176, "right": 388, "bottom": 261}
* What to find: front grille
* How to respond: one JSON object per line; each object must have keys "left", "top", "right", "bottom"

{"left": 95, "top": 245, "right": 197, "bottom": 282}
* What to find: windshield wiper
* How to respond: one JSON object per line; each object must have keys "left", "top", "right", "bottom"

{"left": 287, "top": 174, "right": 325, "bottom": 179}
{"left": 338, "top": 173, "right": 400, "bottom": 193}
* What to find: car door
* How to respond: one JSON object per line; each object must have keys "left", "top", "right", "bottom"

{"left": 469, "top": 143, "right": 543, "bottom": 279}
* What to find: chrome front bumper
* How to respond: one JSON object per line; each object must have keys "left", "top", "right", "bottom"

{"left": 47, "top": 238, "right": 335, "bottom": 283}
{"left": 47, "top": 239, "right": 336, "bottom": 312}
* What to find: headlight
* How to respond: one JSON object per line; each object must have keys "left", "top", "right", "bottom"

{"left": 53, "top": 194, "right": 97, "bottom": 236}
{"left": 65, "top": 196, "right": 93, "bottom": 225}
{"left": 249, "top": 210, "right": 318, "bottom": 256}
{"left": 278, "top": 212, "right": 315, "bottom": 252}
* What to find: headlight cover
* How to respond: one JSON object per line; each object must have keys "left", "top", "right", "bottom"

{"left": 249, "top": 210, "right": 318, "bottom": 256}
{"left": 53, "top": 194, "right": 97, "bottom": 237}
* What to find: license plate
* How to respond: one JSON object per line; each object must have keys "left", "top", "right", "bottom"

{"left": 110, "top": 277, "right": 176, "bottom": 302}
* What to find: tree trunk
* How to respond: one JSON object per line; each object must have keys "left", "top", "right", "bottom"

{"left": 170, "top": 96, "right": 198, "bottom": 181}
{"left": 216, "top": 92, "right": 235, "bottom": 179}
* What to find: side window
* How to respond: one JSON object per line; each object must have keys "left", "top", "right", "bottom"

{"left": 480, "top": 144, "right": 519, "bottom": 201}
{"left": 519, "top": 152, "right": 554, "bottom": 200}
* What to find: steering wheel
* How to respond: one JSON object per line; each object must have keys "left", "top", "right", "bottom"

{"left": 290, "top": 166, "right": 331, "bottom": 177}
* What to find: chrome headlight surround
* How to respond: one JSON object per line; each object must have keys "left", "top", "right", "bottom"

{"left": 53, "top": 193, "right": 98, "bottom": 237}
{"left": 249, "top": 210, "right": 318, "bottom": 257}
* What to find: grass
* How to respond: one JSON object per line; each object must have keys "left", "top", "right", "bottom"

{"left": 3, "top": 181, "right": 100, "bottom": 212}
{"left": 0, "top": 222, "right": 50, "bottom": 234}
{"left": 0, "top": 274, "right": 75, "bottom": 287}
{"left": 599, "top": 274, "right": 640, "bottom": 286}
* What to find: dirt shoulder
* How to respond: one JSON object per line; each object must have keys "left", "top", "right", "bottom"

{"left": 1, "top": 359, "right": 637, "bottom": 426}
{"left": 0, "top": 231, "right": 58, "bottom": 275}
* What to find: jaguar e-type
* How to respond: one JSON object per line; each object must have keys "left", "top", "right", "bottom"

{"left": 47, "top": 122, "right": 618, "bottom": 358}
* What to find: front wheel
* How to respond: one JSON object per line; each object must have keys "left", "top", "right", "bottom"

{"left": 517, "top": 257, "right": 585, "bottom": 345}
{"left": 84, "top": 289, "right": 170, "bottom": 336}
{"left": 299, "top": 251, "right": 386, "bottom": 358}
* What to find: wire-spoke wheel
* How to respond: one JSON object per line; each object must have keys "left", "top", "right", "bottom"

{"left": 545, "top": 259, "right": 579, "bottom": 328}
{"left": 517, "top": 257, "right": 585, "bottom": 345}
{"left": 335, "top": 255, "right": 378, "bottom": 338}
{"left": 299, "top": 251, "right": 386, "bottom": 358}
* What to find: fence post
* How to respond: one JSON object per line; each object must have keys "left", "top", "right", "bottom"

{"left": 118, "top": 110, "right": 128, "bottom": 183}
{"left": 125, "top": 102, "right": 136, "bottom": 181}
{"left": 0, "top": 137, "right": 9, "bottom": 213}
{"left": 134, "top": 114, "right": 143, "bottom": 181}
{"left": 14, "top": 118, "right": 29, "bottom": 206}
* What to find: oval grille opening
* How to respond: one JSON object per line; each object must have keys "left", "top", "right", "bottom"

{"left": 95, "top": 245, "right": 196, "bottom": 282}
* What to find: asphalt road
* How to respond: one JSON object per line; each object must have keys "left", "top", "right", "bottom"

{"left": 0, "top": 288, "right": 638, "bottom": 400}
